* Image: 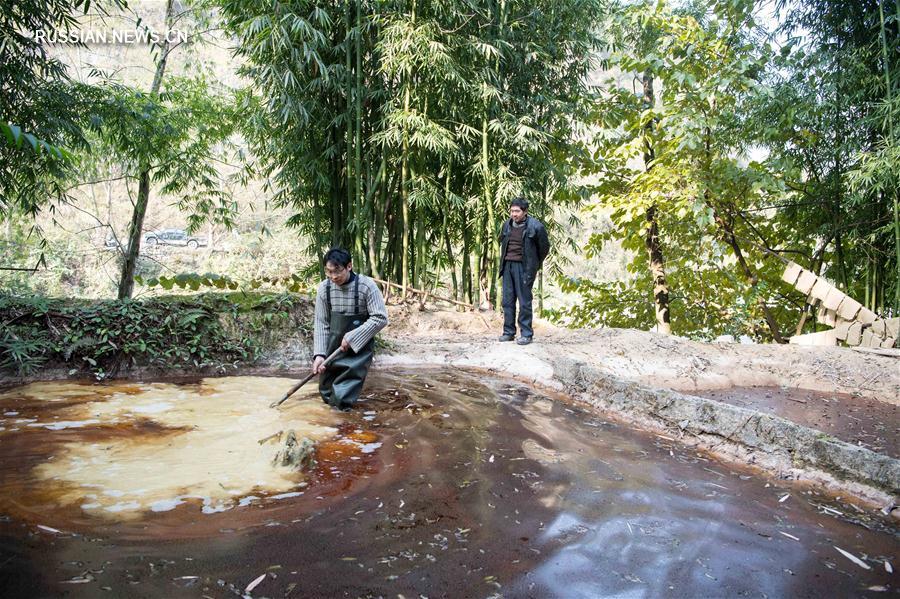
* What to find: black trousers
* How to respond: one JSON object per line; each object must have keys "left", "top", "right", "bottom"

{"left": 501, "top": 260, "right": 534, "bottom": 338}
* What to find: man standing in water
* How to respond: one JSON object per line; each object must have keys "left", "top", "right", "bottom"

{"left": 313, "top": 248, "right": 388, "bottom": 409}
{"left": 498, "top": 197, "right": 550, "bottom": 345}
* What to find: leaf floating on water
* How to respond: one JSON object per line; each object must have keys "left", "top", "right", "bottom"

{"left": 244, "top": 573, "right": 266, "bottom": 594}
{"left": 779, "top": 494, "right": 790, "bottom": 503}
{"left": 340, "top": 557, "right": 357, "bottom": 561}
{"left": 834, "top": 546, "right": 871, "bottom": 570}
{"left": 885, "top": 561, "right": 893, "bottom": 573}
{"left": 778, "top": 531, "right": 800, "bottom": 541}
{"left": 489, "top": 454, "right": 495, "bottom": 463}
{"left": 37, "top": 524, "right": 62, "bottom": 534}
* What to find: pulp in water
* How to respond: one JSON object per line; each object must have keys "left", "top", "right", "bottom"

{"left": 0, "top": 376, "right": 341, "bottom": 520}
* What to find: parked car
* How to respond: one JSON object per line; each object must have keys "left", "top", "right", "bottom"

{"left": 143, "top": 229, "right": 207, "bottom": 249}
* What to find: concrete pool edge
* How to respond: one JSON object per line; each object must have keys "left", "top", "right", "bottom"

{"left": 552, "top": 357, "right": 900, "bottom": 502}
{"left": 379, "top": 351, "right": 899, "bottom": 511}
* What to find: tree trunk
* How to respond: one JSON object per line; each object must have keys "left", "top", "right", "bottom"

{"left": 480, "top": 114, "right": 500, "bottom": 306}
{"left": 331, "top": 153, "right": 341, "bottom": 247}
{"left": 117, "top": 0, "right": 174, "bottom": 300}
{"left": 117, "top": 169, "right": 152, "bottom": 299}
{"left": 645, "top": 206, "right": 671, "bottom": 334}
{"left": 354, "top": 0, "right": 364, "bottom": 270}
{"left": 399, "top": 0, "right": 416, "bottom": 298}
{"left": 461, "top": 214, "right": 471, "bottom": 304}
{"left": 713, "top": 209, "right": 785, "bottom": 343}
{"left": 878, "top": 0, "right": 900, "bottom": 311}
{"left": 443, "top": 167, "right": 458, "bottom": 301}
{"left": 641, "top": 72, "right": 671, "bottom": 334}
{"left": 367, "top": 156, "right": 386, "bottom": 279}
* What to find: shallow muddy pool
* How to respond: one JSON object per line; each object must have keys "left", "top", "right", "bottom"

{"left": 0, "top": 369, "right": 896, "bottom": 597}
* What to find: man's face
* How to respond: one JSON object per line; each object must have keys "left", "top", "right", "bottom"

{"left": 325, "top": 260, "right": 352, "bottom": 285}
{"left": 510, "top": 205, "right": 526, "bottom": 223}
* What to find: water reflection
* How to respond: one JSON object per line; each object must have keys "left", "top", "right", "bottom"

{"left": 0, "top": 369, "right": 895, "bottom": 598}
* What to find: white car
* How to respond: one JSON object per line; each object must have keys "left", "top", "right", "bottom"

{"left": 143, "top": 229, "right": 207, "bottom": 249}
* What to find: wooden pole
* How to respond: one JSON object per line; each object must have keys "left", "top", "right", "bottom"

{"left": 270, "top": 347, "right": 344, "bottom": 408}
{"left": 371, "top": 277, "right": 477, "bottom": 310}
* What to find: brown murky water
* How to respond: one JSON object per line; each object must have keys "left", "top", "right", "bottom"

{"left": 695, "top": 386, "right": 900, "bottom": 459}
{"left": 0, "top": 369, "right": 896, "bottom": 597}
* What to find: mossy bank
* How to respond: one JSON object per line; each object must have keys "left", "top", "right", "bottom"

{"left": 0, "top": 292, "right": 316, "bottom": 383}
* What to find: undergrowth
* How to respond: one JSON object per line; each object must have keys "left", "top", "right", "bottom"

{"left": 0, "top": 292, "right": 313, "bottom": 379}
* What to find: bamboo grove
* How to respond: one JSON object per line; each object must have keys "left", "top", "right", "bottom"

{"left": 219, "top": 0, "right": 601, "bottom": 306}
{"left": 1, "top": 0, "right": 899, "bottom": 341}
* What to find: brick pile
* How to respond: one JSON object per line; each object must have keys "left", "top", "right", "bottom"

{"left": 782, "top": 262, "right": 898, "bottom": 349}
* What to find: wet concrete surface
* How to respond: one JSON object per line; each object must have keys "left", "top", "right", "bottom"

{"left": 0, "top": 368, "right": 897, "bottom": 597}
{"left": 694, "top": 386, "right": 900, "bottom": 459}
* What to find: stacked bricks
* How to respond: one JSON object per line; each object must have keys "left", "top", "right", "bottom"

{"left": 782, "top": 261, "right": 897, "bottom": 349}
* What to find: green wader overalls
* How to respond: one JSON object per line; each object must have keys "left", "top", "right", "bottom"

{"left": 319, "top": 275, "right": 375, "bottom": 409}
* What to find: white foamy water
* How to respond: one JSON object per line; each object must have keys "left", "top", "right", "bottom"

{"left": 28, "top": 419, "right": 101, "bottom": 430}
{"left": 4, "top": 377, "right": 342, "bottom": 519}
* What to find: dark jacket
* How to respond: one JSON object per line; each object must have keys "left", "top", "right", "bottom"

{"left": 499, "top": 215, "right": 550, "bottom": 282}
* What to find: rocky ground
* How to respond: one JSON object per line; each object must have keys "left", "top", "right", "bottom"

{"left": 382, "top": 305, "right": 898, "bottom": 402}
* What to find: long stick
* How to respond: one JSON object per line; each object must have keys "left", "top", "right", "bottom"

{"left": 270, "top": 347, "right": 344, "bottom": 408}
{"left": 371, "top": 277, "right": 476, "bottom": 309}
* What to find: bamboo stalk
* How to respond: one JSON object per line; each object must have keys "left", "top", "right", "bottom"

{"left": 354, "top": 0, "right": 365, "bottom": 270}
{"left": 878, "top": 0, "right": 900, "bottom": 312}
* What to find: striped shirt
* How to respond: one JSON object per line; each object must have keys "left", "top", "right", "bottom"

{"left": 313, "top": 272, "right": 388, "bottom": 356}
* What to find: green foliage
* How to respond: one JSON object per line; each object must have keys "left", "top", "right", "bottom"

{"left": 546, "top": 276, "right": 655, "bottom": 330}
{"left": 564, "top": 0, "right": 794, "bottom": 340}
{"left": 135, "top": 271, "right": 312, "bottom": 293}
{"left": 87, "top": 77, "right": 242, "bottom": 230}
{"left": 0, "top": 292, "right": 309, "bottom": 378}
{"left": 218, "top": 0, "right": 603, "bottom": 303}
{"left": 759, "top": 0, "right": 899, "bottom": 312}
{"left": 1, "top": 122, "right": 71, "bottom": 161}
{"left": 5, "top": 0, "right": 896, "bottom": 338}
{"left": 0, "top": 0, "right": 125, "bottom": 216}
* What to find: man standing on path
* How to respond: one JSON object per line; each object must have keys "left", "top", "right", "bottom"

{"left": 313, "top": 248, "right": 388, "bottom": 409}
{"left": 498, "top": 198, "right": 550, "bottom": 345}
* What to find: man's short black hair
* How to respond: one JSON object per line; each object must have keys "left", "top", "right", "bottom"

{"left": 323, "top": 247, "right": 352, "bottom": 268}
{"left": 510, "top": 197, "right": 529, "bottom": 212}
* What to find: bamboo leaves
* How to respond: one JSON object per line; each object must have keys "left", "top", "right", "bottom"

{"left": 220, "top": 0, "right": 602, "bottom": 304}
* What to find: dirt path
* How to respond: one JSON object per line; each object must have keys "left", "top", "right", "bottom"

{"left": 382, "top": 306, "right": 899, "bottom": 404}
